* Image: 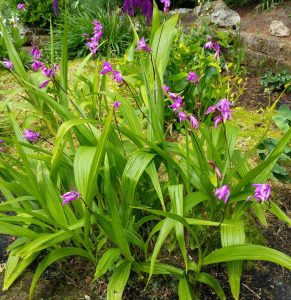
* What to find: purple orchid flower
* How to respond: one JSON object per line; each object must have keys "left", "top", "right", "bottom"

{"left": 3, "top": 59, "right": 13, "bottom": 70}
{"left": 186, "top": 71, "right": 199, "bottom": 85}
{"left": 160, "top": 0, "right": 171, "bottom": 12}
{"left": 61, "top": 191, "right": 81, "bottom": 206}
{"left": 190, "top": 116, "right": 199, "bottom": 129}
{"left": 53, "top": 0, "right": 59, "bottom": 16}
{"left": 30, "top": 45, "right": 42, "bottom": 60}
{"left": 100, "top": 62, "right": 113, "bottom": 75}
{"left": 162, "top": 85, "right": 170, "bottom": 93}
{"left": 169, "top": 96, "right": 183, "bottom": 113}
{"left": 31, "top": 60, "right": 44, "bottom": 72}
{"left": 42, "top": 67, "right": 55, "bottom": 78}
{"left": 205, "top": 99, "right": 233, "bottom": 127}
{"left": 178, "top": 111, "right": 188, "bottom": 123}
{"left": 215, "top": 185, "right": 230, "bottom": 204}
{"left": 23, "top": 129, "right": 41, "bottom": 143}
{"left": 17, "top": 3, "right": 25, "bottom": 11}
{"left": 111, "top": 70, "right": 123, "bottom": 83}
{"left": 209, "top": 160, "right": 222, "bottom": 180}
{"left": 247, "top": 184, "right": 271, "bottom": 203}
{"left": 113, "top": 101, "right": 121, "bottom": 109}
{"left": 39, "top": 80, "right": 50, "bottom": 89}
{"left": 136, "top": 37, "right": 152, "bottom": 53}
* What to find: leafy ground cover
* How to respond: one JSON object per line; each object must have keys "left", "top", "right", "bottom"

{"left": 0, "top": 1, "right": 290, "bottom": 300}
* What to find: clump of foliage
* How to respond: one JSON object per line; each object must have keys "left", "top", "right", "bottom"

{"left": 0, "top": 2, "right": 291, "bottom": 300}
{"left": 0, "top": 23, "right": 28, "bottom": 67}
{"left": 258, "top": 105, "right": 291, "bottom": 182}
{"left": 260, "top": 70, "right": 291, "bottom": 93}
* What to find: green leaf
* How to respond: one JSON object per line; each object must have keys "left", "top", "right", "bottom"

{"left": 30, "top": 248, "right": 91, "bottom": 298}
{"left": 121, "top": 150, "right": 155, "bottom": 221}
{"left": 107, "top": 260, "right": 132, "bottom": 300}
{"left": 178, "top": 277, "right": 193, "bottom": 300}
{"left": 203, "top": 244, "right": 291, "bottom": 270}
{"left": 169, "top": 185, "right": 187, "bottom": 271}
{"left": 196, "top": 273, "right": 226, "bottom": 300}
{"left": 221, "top": 221, "right": 245, "bottom": 300}
{"left": 133, "top": 261, "right": 183, "bottom": 277}
{"left": 94, "top": 248, "right": 121, "bottom": 280}
{"left": 265, "top": 201, "right": 291, "bottom": 226}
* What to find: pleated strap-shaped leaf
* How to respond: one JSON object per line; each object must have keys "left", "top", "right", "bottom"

{"left": 134, "top": 261, "right": 183, "bottom": 277}
{"left": 148, "top": 218, "right": 175, "bottom": 283}
{"left": 29, "top": 247, "right": 92, "bottom": 298}
{"left": 265, "top": 201, "right": 291, "bottom": 226}
{"left": 169, "top": 185, "right": 188, "bottom": 271}
{"left": 94, "top": 248, "right": 121, "bottom": 281}
{"left": 74, "top": 111, "right": 112, "bottom": 208}
{"left": 221, "top": 221, "right": 245, "bottom": 300}
{"left": 203, "top": 244, "right": 291, "bottom": 269}
{"left": 196, "top": 272, "right": 226, "bottom": 300}
{"left": 178, "top": 277, "right": 196, "bottom": 300}
{"left": 104, "top": 154, "right": 132, "bottom": 260}
{"left": 4, "top": 252, "right": 39, "bottom": 291}
{"left": 107, "top": 260, "right": 132, "bottom": 300}
{"left": 233, "top": 128, "right": 291, "bottom": 194}
{"left": 121, "top": 150, "right": 156, "bottom": 222}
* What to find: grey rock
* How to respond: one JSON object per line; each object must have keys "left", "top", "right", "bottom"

{"left": 194, "top": 0, "right": 240, "bottom": 28}
{"left": 269, "top": 20, "right": 290, "bottom": 37}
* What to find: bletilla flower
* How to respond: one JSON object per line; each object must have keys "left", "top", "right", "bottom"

{"left": 204, "top": 41, "right": 213, "bottom": 49}
{"left": 209, "top": 160, "right": 222, "bottom": 180}
{"left": 111, "top": 70, "right": 123, "bottom": 84}
{"left": 85, "top": 20, "right": 103, "bottom": 55}
{"left": 162, "top": 85, "right": 170, "bottom": 93}
{"left": 169, "top": 97, "right": 183, "bottom": 113}
{"left": 136, "top": 37, "right": 151, "bottom": 53}
{"left": 215, "top": 185, "right": 230, "bottom": 204}
{"left": 23, "top": 129, "right": 41, "bottom": 143}
{"left": 42, "top": 67, "right": 55, "bottom": 78}
{"left": 248, "top": 184, "right": 271, "bottom": 203}
{"left": 30, "top": 45, "right": 42, "bottom": 60}
{"left": 190, "top": 116, "right": 199, "bottom": 129}
{"left": 61, "top": 191, "right": 80, "bottom": 206}
{"left": 3, "top": 59, "right": 13, "bottom": 70}
{"left": 31, "top": 60, "right": 44, "bottom": 72}
{"left": 39, "top": 80, "right": 50, "bottom": 89}
{"left": 113, "top": 101, "right": 121, "bottom": 109}
{"left": 17, "top": 3, "right": 24, "bottom": 11}
{"left": 100, "top": 62, "right": 113, "bottom": 74}
{"left": 205, "top": 98, "right": 233, "bottom": 127}
{"left": 178, "top": 111, "right": 188, "bottom": 123}
{"left": 0, "top": 139, "right": 4, "bottom": 152}
{"left": 53, "top": 0, "right": 59, "bottom": 16}
{"left": 160, "top": 0, "right": 171, "bottom": 12}
{"left": 186, "top": 71, "right": 199, "bottom": 85}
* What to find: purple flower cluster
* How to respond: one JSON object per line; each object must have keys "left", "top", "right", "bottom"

{"left": 215, "top": 185, "right": 230, "bottom": 204}
{"left": 164, "top": 85, "right": 199, "bottom": 129}
{"left": 214, "top": 183, "right": 271, "bottom": 205}
{"left": 135, "top": 37, "right": 151, "bottom": 53}
{"left": 84, "top": 20, "right": 103, "bottom": 55}
{"left": 61, "top": 191, "right": 80, "bottom": 206}
{"left": 186, "top": 71, "right": 199, "bottom": 85}
{"left": 204, "top": 36, "right": 221, "bottom": 60}
{"left": 100, "top": 61, "right": 123, "bottom": 84}
{"left": 17, "top": 3, "right": 25, "bottom": 11}
{"left": 205, "top": 99, "right": 233, "bottom": 128}
{"left": 248, "top": 184, "right": 271, "bottom": 203}
{"left": 53, "top": 0, "right": 59, "bottom": 16}
{"left": 123, "top": 0, "right": 153, "bottom": 24}
{"left": 3, "top": 59, "right": 13, "bottom": 70}
{"left": 0, "top": 139, "right": 4, "bottom": 152}
{"left": 23, "top": 129, "right": 41, "bottom": 143}
{"left": 30, "top": 45, "right": 59, "bottom": 88}
{"left": 160, "top": 0, "right": 171, "bottom": 12}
